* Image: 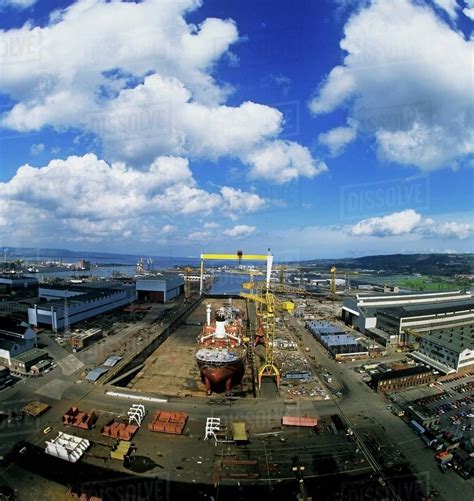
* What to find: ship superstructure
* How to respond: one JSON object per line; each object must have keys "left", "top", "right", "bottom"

{"left": 195, "top": 300, "right": 247, "bottom": 395}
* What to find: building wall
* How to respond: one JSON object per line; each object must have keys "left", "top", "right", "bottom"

{"left": 419, "top": 338, "right": 473, "bottom": 372}
{"left": 28, "top": 285, "right": 136, "bottom": 331}
{"left": 376, "top": 371, "right": 433, "bottom": 393}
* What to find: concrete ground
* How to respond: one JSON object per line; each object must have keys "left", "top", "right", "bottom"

{"left": 1, "top": 296, "right": 472, "bottom": 500}
{"left": 128, "top": 298, "right": 254, "bottom": 398}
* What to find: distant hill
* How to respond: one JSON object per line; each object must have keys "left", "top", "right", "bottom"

{"left": 298, "top": 253, "right": 473, "bottom": 276}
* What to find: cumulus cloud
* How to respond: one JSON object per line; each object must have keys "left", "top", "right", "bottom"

{"left": 351, "top": 209, "right": 422, "bottom": 236}
{"left": 432, "top": 0, "right": 459, "bottom": 19}
{"left": 318, "top": 123, "right": 357, "bottom": 156}
{"left": 310, "top": 0, "right": 474, "bottom": 170}
{"left": 222, "top": 225, "right": 256, "bottom": 238}
{"left": 0, "top": 0, "right": 37, "bottom": 9}
{"left": 464, "top": 0, "right": 474, "bottom": 20}
{"left": 245, "top": 140, "right": 328, "bottom": 184}
{"left": 0, "top": 0, "right": 323, "bottom": 183}
{"left": 0, "top": 154, "right": 265, "bottom": 244}
{"left": 351, "top": 209, "right": 473, "bottom": 239}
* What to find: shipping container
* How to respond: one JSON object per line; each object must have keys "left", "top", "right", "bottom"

{"left": 410, "top": 420, "right": 425, "bottom": 435}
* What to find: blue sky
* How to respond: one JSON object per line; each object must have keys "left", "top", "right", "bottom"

{"left": 0, "top": 0, "right": 472, "bottom": 259}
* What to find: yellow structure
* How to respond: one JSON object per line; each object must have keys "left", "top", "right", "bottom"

{"left": 280, "top": 301, "right": 295, "bottom": 313}
{"left": 240, "top": 291, "right": 280, "bottom": 389}
{"left": 278, "top": 265, "right": 287, "bottom": 285}
{"left": 110, "top": 440, "right": 132, "bottom": 461}
{"left": 330, "top": 266, "right": 337, "bottom": 296}
{"left": 199, "top": 251, "right": 273, "bottom": 294}
{"left": 232, "top": 422, "right": 248, "bottom": 442}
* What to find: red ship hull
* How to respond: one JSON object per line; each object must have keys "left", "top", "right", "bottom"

{"left": 197, "top": 359, "right": 245, "bottom": 394}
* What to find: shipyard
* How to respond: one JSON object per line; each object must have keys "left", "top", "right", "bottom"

{"left": 0, "top": 1, "right": 473, "bottom": 499}
{"left": 0, "top": 249, "right": 472, "bottom": 501}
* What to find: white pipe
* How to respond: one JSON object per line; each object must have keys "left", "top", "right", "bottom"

{"left": 266, "top": 250, "right": 273, "bottom": 290}
{"left": 206, "top": 304, "right": 211, "bottom": 326}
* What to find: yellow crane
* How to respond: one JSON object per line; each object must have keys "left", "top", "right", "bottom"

{"left": 278, "top": 265, "right": 287, "bottom": 285}
{"left": 240, "top": 290, "right": 280, "bottom": 389}
{"left": 330, "top": 266, "right": 337, "bottom": 297}
{"left": 199, "top": 250, "right": 273, "bottom": 295}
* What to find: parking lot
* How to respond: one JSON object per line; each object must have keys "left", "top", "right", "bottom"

{"left": 412, "top": 375, "right": 474, "bottom": 441}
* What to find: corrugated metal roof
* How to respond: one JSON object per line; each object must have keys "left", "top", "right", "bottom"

{"left": 104, "top": 355, "right": 123, "bottom": 367}
{"left": 85, "top": 367, "right": 108, "bottom": 381}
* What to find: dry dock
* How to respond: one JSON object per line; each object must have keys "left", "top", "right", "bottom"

{"left": 128, "top": 298, "right": 255, "bottom": 397}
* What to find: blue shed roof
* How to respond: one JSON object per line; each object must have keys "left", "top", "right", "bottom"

{"left": 85, "top": 367, "right": 108, "bottom": 381}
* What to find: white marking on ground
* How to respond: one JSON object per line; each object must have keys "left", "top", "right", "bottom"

{"left": 106, "top": 391, "right": 168, "bottom": 403}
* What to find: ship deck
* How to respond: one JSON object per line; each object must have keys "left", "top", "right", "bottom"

{"left": 127, "top": 298, "right": 255, "bottom": 397}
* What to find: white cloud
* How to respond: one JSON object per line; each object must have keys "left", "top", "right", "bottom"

{"left": 351, "top": 209, "right": 422, "bottom": 236}
{"left": 160, "top": 224, "right": 176, "bottom": 235}
{"left": 432, "top": 0, "right": 459, "bottom": 19}
{"left": 351, "top": 209, "right": 473, "bottom": 239}
{"left": 203, "top": 222, "right": 219, "bottom": 229}
{"left": 0, "top": 154, "right": 265, "bottom": 244}
{"left": 0, "top": 0, "right": 321, "bottom": 183}
{"left": 30, "top": 143, "right": 44, "bottom": 155}
{"left": 463, "top": 0, "right": 474, "bottom": 19}
{"left": 222, "top": 225, "right": 256, "bottom": 238}
{"left": 188, "top": 231, "right": 211, "bottom": 242}
{"left": 318, "top": 123, "right": 357, "bottom": 156}
{"left": 0, "top": 0, "right": 37, "bottom": 9}
{"left": 421, "top": 220, "right": 473, "bottom": 240}
{"left": 309, "top": 0, "right": 474, "bottom": 170}
{"left": 245, "top": 140, "right": 328, "bottom": 184}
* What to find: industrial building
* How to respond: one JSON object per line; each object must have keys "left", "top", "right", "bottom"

{"left": 370, "top": 365, "right": 434, "bottom": 393}
{"left": 376, "top": 299, "right": 474, "bottom": 342}
{"left": 0, "top": 365, "right": 12, "bottom": 389}
{"left": 410, "top": 325, "right": 474, "bottom": 374}
{"left": 69, "top": 328, "right": 103, "bottom": 351}
{"left": 342, "top": 290, "right": 473, "bottom": 344}
{"left": 135, "top": 275, "right": 184, "bottom": 303}
{"left": 0, "top": 316, "right": 37, "bottom": 365}
{"left": 306, "top": 320, "right": 368, "bottom": 359}
{"left": 27, "top": 283, "right": 136, "bottom": 332}
{"left": 10, "top": 347, "right": 49, "bottom": 374}
{"left": 0, "top": 275, "right": 39, "bottom": 298}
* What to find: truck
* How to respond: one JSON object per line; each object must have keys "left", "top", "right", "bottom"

{"left": 410, "top": 420, "right": 425, "bottom": 435}
{"left": 391, "top": 404, "right": 405, "bottom": 417}
{"left": 421, "top": 430, "right": 437, "bottom": 447}
{"left": 436, "top": 451, "right": 453, "bottom": 465}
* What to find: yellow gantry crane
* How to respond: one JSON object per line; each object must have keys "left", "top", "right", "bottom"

{"left": 240, "top": 290, "right": 280, "bottom": 389}
{"left": 199, "top": 250, "right": 273, "bottom": 295}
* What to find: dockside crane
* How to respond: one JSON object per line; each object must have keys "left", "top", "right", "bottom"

{"left": 330, "top": 266, "right": 337, "bottom": 298}
{"left": 240, "top": 290, "right": 280, "bottom": 389}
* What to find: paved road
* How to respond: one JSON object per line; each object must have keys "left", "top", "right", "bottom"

{"left": 287, "top": 315, "right": 473, "bottom": 501}
{"left": 1, "top": 303, "right": 472, "bottom": 500}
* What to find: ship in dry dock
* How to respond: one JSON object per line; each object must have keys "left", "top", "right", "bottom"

{"left": 195, "top": 300, "right": 247, "bottom": 395}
